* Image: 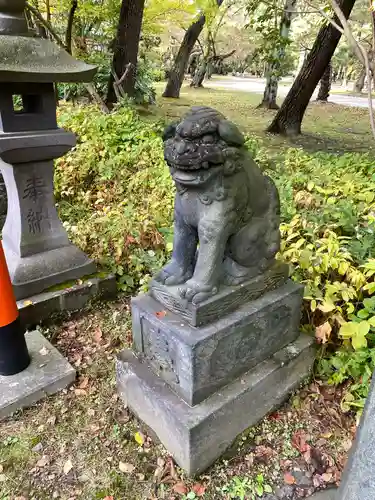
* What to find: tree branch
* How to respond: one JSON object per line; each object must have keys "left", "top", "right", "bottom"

{"left": 308, "top": 0, "right": 375, "bottom": 139}
{"left": 26, "top": 1, "right": 109, "bottom": 114}
{"left": 65, "top": 0, "right": 78, "bottom": 54}
{"left": 26, "top": 2, "right": 65, "bottom": 47}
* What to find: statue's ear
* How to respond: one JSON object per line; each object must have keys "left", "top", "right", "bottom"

{"left": 218, "top": 120, "right": 245, "bottom": 147}
{"left": 163, "top": 123, "right": 177, "bottom": 141}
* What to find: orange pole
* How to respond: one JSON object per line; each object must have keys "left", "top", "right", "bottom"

{"left": 0, "top": 240, "right": 30, "bottom": 376}
{"left": 0, "top": 242, "right": 18, "bottom": 327}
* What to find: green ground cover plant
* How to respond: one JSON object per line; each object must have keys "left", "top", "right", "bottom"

{"left": 56, "top": 98, "right": 375, "bottom": 419}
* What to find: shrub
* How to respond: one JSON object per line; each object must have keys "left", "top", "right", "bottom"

{"left": 56, "top": 103, "right": 375, "bottom": 414}
{"left": 56, "top": 103, "right": 174, "bottom": 292}
{"left": 270, "top": 149, "right": 375, "bottom": 416}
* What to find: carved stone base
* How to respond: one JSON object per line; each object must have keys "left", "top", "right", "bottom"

{"left": 150, "top": 261, "right": 289, "bottom": 327}
{"left": 117, "top": 335, "right": 315, "bottom": 476}
{"left": 3, "top": 243, "right": 96, "bottom": 300}
{"left": 133, "top": 280, "right": 303, "bottom": 406}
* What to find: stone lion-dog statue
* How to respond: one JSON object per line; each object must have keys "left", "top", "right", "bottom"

{"left": 154, "top": 106, "right": 280, "bottom": 305}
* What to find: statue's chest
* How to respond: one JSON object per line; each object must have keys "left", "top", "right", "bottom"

{"left": 177, "top": 191, "right": 212, "bottom": 227}
{"left": 177, "top": 190, "right": 236, "bottom": 229}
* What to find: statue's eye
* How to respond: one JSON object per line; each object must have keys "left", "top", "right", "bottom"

{"left": 202, "top": 135, "right": 215, "bottom": 144}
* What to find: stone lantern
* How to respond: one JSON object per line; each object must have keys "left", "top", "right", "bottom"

{"left": 0, "top": 0, "right": 97, "bottom": 300}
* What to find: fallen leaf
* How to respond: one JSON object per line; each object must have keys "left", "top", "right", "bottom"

{"left": 254, "top": 445, "right": 276, "bottom": 462}
{"left": 47, "top": 416, "right": 57, "bottom": 426}
{"left": 322, "top": 472, "right": 333, "bottom": 482}
{"left": 93, "top": 327, "right": 103, "bottom": 343}
{"left": 192, "top": 482, "right": 206, "bottom": 496}
{"left": 315, "top": 322, "right": 332, "bottom": 344}
{"left": 342, "top": 438, "right": 352, "bottom": 451}
{"left": 134, "top": 431, "right": 145, "bottom": 446}
{"left": 0, "top": 474, "right": 5, "bottom": 482}
{"left": 23, "top": 300, "right": 33, "bottom": 307}
{"left": 137, "top": 473, "right": 145, "bottom": 481}
{"left": 173, "top": 482, "right": 188, "bottom": 494}
{"left": 268, "top": 411, "right": 282, "bottom": 421}
{"left": 63, "top": 459, "right": 73, "bottom": 475}
{"left": 39, "top": 346, "right": 49, "bottom": 356}
{"left": 155, "top": 310, "right": 167, "bottom": 318}
{"left": 119, "top": 462, "right": 135, "bottom": 474}
{"left": 157, "top": 457, "right": 165, "bottom": 469}
{"left": 0, "top": 465, "right": 3, "bottom": 473}
{"left": 78, "top": 377, "right": 89, "bottom": 389}
{"left": 284, "top": 472, "right": 296, "bottom": 485}
{"left": 169, "top": 458, "right": 178, "bottom": 480}
{"left": 74, "top": 389, "right": 87, "bottom": 396}
{"left": 292, "top": 430, "right": 310, "bottom": 453}
{"left": 36, "top": 456, "right": 49, "bottom": 467}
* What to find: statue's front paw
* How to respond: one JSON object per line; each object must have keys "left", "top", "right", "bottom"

{"left": 179, "top": 280, "right": 218, "bottom": 304}
{"left": 154, "top": 263, "right": 193, "bottom": 286}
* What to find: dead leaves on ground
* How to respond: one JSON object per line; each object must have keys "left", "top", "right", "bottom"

{"left": 153, "top": 456, "right": 206, "bottom": 498}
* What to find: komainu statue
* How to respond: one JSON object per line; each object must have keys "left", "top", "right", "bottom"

{"left": 154, "top": 106, "right": 280, "bottom": 304}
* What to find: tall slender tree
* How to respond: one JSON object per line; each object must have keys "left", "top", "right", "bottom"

{"left": 163, "top": 14, "right": 206, "bottom": 97}
{"left": 163, "top": 0, "right": 224, "bottom": 98}
{"left": 107, "top": 0, "right": 146, "bottom": 105}
{"left": 267, "top": 0, "right": 357, "bottom": 135}
{"left": 317, "top": 61, "right": 332, "bottom": 101}
{"left": 258, "top": 0, "right": 297, "bottom": 109}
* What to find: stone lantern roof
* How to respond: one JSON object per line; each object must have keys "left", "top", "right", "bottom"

{"left": 0, "top": 0, "right": 96, "bottom": 83}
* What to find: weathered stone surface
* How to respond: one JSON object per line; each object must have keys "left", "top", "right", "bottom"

{"left": 117, "top": 334, "right": 315, "bottom": 476}
{"left": 0, "top": 1, "right": 96, "bottom": 83}
{"left": 133, "top": 281, "right": 303, "bottom": 406}
{"left": 0, "top": 154, "right": 96, "bottom": 300}
{"left": 337, "top": 374, "right": 375, "bottom": 500}
{"left": 150, "top": 260, "right": 289, "bottom": 327}
{"left": 0, "top": 329, "right": 75, "bottom": 420}
{"left": 153, "top": 107, "right": 281, "bottom": 305}
{"left": 309, "top": 491, "right": 337, "bottom": 500}
{"left": 18, "top": 274, "right": 116, "bottom": 327}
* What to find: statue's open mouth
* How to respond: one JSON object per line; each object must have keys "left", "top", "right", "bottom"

{"left": 170, "top": 164, "right": 221, "bottom": 186}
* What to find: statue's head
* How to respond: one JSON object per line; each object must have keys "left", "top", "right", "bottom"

{"left": 163, "top": 106, "right": 245, "bottom": 186}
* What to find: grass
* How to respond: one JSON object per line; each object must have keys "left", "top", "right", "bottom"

{"left": 153, "top": 83, "right": 373, "bottom": 155}
{"left": 0, "top": 86, "right": 367, "bottom": 500}
{"left": 0, "top": 300, "right": 354, "bottom": 500}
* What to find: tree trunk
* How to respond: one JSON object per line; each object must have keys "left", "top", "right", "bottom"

{"left": 267, "top": 0, "right": 356, "bottom": 136}
{"left": 354, "top": 66, "right": 366, "bottom": 92}
{"left": 258, "top": 0, "right": 297, "bottom": 109}
{"left": 258, "top": 75, "right": 280, "bottom": 109}
{"left": 191, "top": 48, "right": 236, "bottom": 88}
{"left": 191, "top": 59, "right": 208, "bottom": 87}
{"left": 163, "top": 0, "right": 224, "bottom": 98}
{"left": 107, "top": 0, "right": 145, "bottom": 105}
{"left": 296, "top": 49, "right": 307, "bottom": 75}
{"left": 317, "top": 61, "right": 332, "bottom": 101}
{"left": 65, "top": 0, "right": 78, "bottom": 55}
{"left": 163, "top": 15, "right": 206, "bottom": 97}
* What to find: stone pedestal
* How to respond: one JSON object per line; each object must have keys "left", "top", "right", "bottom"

{"left": 0, "top": 1, "right": 96, "bottom": 300}
{"left": 337, "top": 373, "right": 375, "bottom": 500}
{"left": 117, "top": 271, "right": 315, "bottom": 475}
{"left": 0, "top": 329, "right": 75, "bottom": 420}
{"left": 0, "top": 125, "right": 95, "bottom": 300}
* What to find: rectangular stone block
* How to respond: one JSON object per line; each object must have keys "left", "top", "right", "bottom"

{"left": 18, "top": 274, "right": 116, "bottom": 328}
{"left": 132, "top": 280, "right": 303, "bottom": 406}
{"left": 117, "top": 334, "right": 315, "bottom": 476}
{"left": 150, "top": 261, "right": 289, "bottom": 327}
{"left": 0, "top": 330, "right": 76, "bottom": 420}
{"left": 338, "top": 373, "right": 375, "bottom": 500}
